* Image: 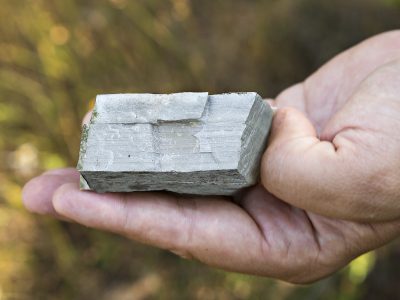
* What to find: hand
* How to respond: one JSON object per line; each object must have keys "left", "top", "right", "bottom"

{"left": 23, "top": 31, "right": 400, "bottom": 283}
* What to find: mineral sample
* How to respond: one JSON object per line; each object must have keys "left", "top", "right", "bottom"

{"left": 77, "top": 92, "right": 273, "bottom": 195}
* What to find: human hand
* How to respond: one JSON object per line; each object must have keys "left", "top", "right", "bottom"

{"left": 23, "top": 31, "right": 400, "bottom": 283}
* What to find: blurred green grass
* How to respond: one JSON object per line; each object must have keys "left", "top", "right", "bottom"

{"left": 0, "top": 0, "right": 399, "bottom": 299}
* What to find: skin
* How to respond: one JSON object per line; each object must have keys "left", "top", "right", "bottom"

{"left": 22, "top": 31, "right": 400, "bottom": 283}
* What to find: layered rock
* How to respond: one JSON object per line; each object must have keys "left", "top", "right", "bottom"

{"left": 77, "top": 92, "right": 273, "bottom": 195}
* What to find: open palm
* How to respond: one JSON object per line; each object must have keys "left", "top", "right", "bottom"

{"left": 23, "top": 31, "right": 400, "bottom": 283}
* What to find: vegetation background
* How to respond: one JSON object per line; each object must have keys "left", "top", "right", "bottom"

{"left": 0, "top": 0, "right": 399, "bottom": 299}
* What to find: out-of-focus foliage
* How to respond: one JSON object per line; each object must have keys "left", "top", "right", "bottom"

{"left": 0, "top": 0, "right": 399, "bottom": 299}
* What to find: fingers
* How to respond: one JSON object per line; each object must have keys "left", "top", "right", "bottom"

{"left": 23, "top": 104, "right": 92, "bottom": 214}
{"left": 261, "top": 107, "right": 362, "bottom": 220}
{"left": 273, "top": 83, "right": 307, "bottom": 113}
{"left": 275, "top": 31, "right": 400, "bottom": 132}
{"left": 262, "top": 105, "right": 400, "bottom": 222}
{"left": 266, "top": 58, "right": 400, "bottom": 222}
{"left": 22, "top": 168, "right": 79, "bottom": 219}
{"left": 50, "top": 183, "right": 275, "bottom": 275}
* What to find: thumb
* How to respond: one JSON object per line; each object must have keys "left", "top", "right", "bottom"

{"left": 261, "top": 107, "right": 354, "bottom": 220}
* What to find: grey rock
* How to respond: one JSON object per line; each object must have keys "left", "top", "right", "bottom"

{"left": 77, "top": 92, "right": 273, "bottom": 195}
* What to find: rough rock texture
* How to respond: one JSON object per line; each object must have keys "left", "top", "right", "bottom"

{"left": 77, "top": 92, "right": 273, "bottom": 195}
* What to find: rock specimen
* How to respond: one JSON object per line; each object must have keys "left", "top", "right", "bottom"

{"left": 77, "top": 92, "right": 273, "bottom": 195}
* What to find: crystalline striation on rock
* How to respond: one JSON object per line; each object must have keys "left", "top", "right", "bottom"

{"left": 77, "top": 92, "right": 273, "bottom": 195}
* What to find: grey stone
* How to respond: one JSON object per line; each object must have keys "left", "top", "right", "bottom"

{"left": 77, "top": 92, "right": 273, "bottom": 195}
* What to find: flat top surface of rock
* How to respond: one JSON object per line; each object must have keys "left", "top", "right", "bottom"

{"left": 94, "top": 92, "right": 209, "bottom": 124}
